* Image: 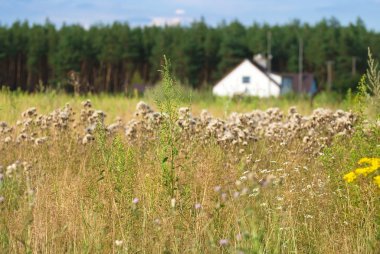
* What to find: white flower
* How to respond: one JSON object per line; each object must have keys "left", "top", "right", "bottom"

{"left": 115, "top": 240, "right": 123, "bottom": 246}
{"left": 240, "top": 176, "right": 247, "bottom": 181}
{"left": 171, "top": 198, "right": 176, "bottom": 208}
{"left": 276, "top": 196, "right": 284, "bottom": 201}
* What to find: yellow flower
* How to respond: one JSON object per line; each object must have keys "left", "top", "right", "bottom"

{"left": 343, "top": 158, "right": 380, "bottom": 187}
{"left": 354, "top": 167, "right": 371, "bottom": 176}
{"left": 374, "top": 176, "right": 380, "bottom": 188}
{"left": 343, "top": 172, "right": 357, "bottom": 183}
{"left": 354, "top": 158, "right": 380, "bottom": 177}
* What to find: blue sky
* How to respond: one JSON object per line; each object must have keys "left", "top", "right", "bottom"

{"left": 0, "top": 0, "right": 379, "bottom": 30}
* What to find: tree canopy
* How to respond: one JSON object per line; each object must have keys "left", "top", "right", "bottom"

{"left": 0, "top": 18, "right": 378, "bottom": 94}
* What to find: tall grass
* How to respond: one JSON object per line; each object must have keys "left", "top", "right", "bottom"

{"left": 0, "top": 54, "right": 379, "bottom": 253}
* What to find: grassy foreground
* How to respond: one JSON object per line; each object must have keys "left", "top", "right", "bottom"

{"left": 0, "top": 72, "right": 379, "bottom": 253}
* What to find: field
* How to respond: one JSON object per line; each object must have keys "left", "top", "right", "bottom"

{"left": 0, "top": 70, "right": 379, "bottom": 253}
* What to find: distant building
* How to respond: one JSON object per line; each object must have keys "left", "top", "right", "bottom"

{"left": 213, "top": 57, "right": 282, "bottom": 97}
{"left": 281, "top": 73, "right": 318, "bottom": 95}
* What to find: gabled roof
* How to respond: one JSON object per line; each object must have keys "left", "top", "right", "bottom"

{"left": 249, "top": 60, "right": 281, "bottom": 87}
{"left": 215, "top": 59, "right": 281, "bottom": 87}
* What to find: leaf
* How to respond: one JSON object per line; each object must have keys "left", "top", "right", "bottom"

{"left": 173, "top": 147, "right": 178, "bottom": 156}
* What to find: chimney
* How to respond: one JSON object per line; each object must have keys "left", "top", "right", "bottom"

{"left": 253, "top": 54, "right": 267, "bottom": 69}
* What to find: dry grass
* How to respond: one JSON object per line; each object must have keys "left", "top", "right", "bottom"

{"left": 0, "top": 90, "right": 379, "bottom": 253}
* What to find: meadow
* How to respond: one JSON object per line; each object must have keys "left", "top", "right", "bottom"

{"left": 0, "top": 62, "right": 379, "bottom": 253}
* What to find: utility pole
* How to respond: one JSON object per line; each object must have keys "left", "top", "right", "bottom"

{"left": 326, "top": 61, "right": 334, "bottom": 91}
{"left": 267, "top": 31, "right": 272, "bottom": 95}
{"left": 352, "top": 56, "right": 357, "bottom": 76}
{"left": 267, "top": 31, "right": 272, "bottom": 74}
{"left": 298, "top": 36, "right": 303, "bottom": 92}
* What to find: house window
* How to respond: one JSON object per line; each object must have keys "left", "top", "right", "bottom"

{"left": 242, "top": 76, "right": 250, "bottom": 84}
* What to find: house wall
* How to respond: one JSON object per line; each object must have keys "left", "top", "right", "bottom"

{"left": 213, "top": 60, "right": 281, "bottom": 97}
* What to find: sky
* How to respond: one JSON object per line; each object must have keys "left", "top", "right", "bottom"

{"left": 0, "top": 0, "right": 379, "bottom": 30}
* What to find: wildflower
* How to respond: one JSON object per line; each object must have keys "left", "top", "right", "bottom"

{"left": 304, "top": 214, "right": 313, "bottom": 219}
{"left": 214, "top": 185, "right": 222, "bottom": 192}
{"left": 115, "top": 240, "right": 123, "bottom": 246}
{"left": 171, "top": 198, "right": 176, "bottom": 208}
{"left": 82, "top": 99, "right": 92, "bottom": 108}
{"left": 240, "top": 176, "right": 247, "bottom": 181}
{"left": 34, "top": 136, "right": 48, "bottom": 145}
{"left": 240, "top": 188, "right": 249, "bottom": 195}
{"left": 249, "top": 188, "right": 260, "bottom": 197}
{"left": 194, "top": 203, "right": 202, "bottom": 210}
{"left": 343, "top": 158, "right": 380, "bottom": 186}
{"left": 82, "top": 134, "right": 94, "bottom": 145}
{"left": 236, "top": 233, "right": 242, "bottom": 241}
{"left": 0, "top": 196, "right": 4, "bottom": 203}
{"left": 132, "top": 197, "right": 139, "bottom": 204}
{"left": 219, "top": 239, "right": 229, "bottom": 246}
{"left": 343, "top": 172, "right": 356, "bottom": 183}
{"left": 374, "top": 175, "right": 380, "bottom": 188}
{"left": 355, "top": 158, "right": 380, "bottom": 176}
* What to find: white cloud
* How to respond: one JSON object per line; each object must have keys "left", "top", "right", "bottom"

{"left": 150, "top": 17, "right": 182, "bottom": 26}
{"left": 175, "top": 9, "right": 185, "bottom": 15}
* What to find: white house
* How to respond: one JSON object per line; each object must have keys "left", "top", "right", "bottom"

{"left": 213, "top": 58, "right": 282, "bottom": 97}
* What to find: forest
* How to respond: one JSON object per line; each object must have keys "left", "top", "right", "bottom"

{"left": 0, "top": 17, "right": 379, "bottom": 94}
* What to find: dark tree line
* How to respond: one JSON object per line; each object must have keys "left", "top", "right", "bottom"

{"left": 0, "top": 18, "right": 379, "bottom": 94}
